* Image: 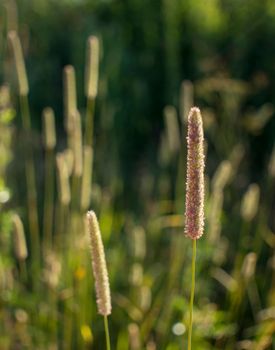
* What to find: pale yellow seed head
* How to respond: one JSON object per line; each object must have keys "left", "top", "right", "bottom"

{"left": 42, "top": 107, "right": 56, "bottom": 150}
{"left": 56, "top": 153, "right": 71, "bottom": 205}
{"left": 63, "top": 65, "right": 77, "bottom": 133}
{"left": 241, "top": 184, "right": 260, "bottom": 221}
{"left": 8, "top": 31, "right": 29, "bottom": 96}
{"left": 85, "top": 36, "right": 99, "bottom": 99}
{"left": 12, "top": 214, "right": 28, "bottom": 261}
{"left": 86, "top": 211, "right": 111, "bottom": 316}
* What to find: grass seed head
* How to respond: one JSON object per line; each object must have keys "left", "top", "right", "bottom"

{"left": 241, "top": 183, "right": 260, "bottom": 222}
{"left": 184, "top": 107, "right": 205, "bottom": 240}
{"left": 85, "top": 36, "right": 99, "bottom": 99}
{"left": 12, "top": 214, "right": 28, "bottom": 261}
{"left": 86, "top": 211, "right": 111, "bottom": 316}
{"left": 42, "top": 107, "right": 56, "bottom": 150}
{"left": 8, "top": 31, "right": 29, "bottom": 96}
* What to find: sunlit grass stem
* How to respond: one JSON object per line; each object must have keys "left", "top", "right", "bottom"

{"left": 104, "top": 315, "right": 111, "bottom": 350}
{"left": 188, "top": 239, "right": 196, "bottom": 350}
{"left": 42, "top": 107, "right": 56, "bottom": 245}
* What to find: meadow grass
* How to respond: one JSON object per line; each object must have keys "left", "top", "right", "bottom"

{"left": 0, "top": 22, "right": 274, "bottom": 350}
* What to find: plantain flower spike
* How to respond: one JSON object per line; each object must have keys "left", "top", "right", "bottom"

{"left": 86, "top": 211, "right": 111, "bottom": 316}
{"left": 185, "top": 107, "right": 205, "bottom": 239}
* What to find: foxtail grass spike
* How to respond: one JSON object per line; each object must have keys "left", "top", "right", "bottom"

{"left": 241, "top": 183, "right": 260, "bottom": 222}
{"left": 86, "top": 211, "right": 111, "bottom": 316}
{"left": 12, "top": 214, "right": 28, "bottom": 261}
{"left": 85, "top": 36, "right": 99, "bottom": 99}
{"left": 8, "top": 31, "right": 29, "bottom": 96}
{"left": 185, "top": 107, "right": 205, "bottom": 240}
{"left": 63, "top": 65, "right": 77, "bottom": 135}
{"left": 42, "top": 107, "right": 56, "bottom": 150}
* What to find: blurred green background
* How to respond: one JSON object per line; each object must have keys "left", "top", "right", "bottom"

{"left": 0, "top": 0, "right": 275, "bottom": 349}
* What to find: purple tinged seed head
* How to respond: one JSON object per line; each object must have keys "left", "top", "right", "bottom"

{"left": 185, "top": 107, "right": 205, "bottom": 239}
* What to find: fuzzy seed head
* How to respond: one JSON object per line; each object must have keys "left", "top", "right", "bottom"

{"left": 63, "top": 65, "right": 77, "bottom": 134}
{"left": 42, "top": 107, "right": 56, "bottom": 150}
{"left": 12, "top": 214, "right": 28, "bottom": 260}
{"left": 8, "top": 31, "right": 29, "bottom": 96}
{"left": 184, "top": 107, "right": 205, "bottom": 239}
{"left": 56, "top": 153, "right": 71, "bottom": 205}
{"left": 85, "top": 36, "right": 99, "bottom": 99}
{"left": 86, "top": 211, "right": 111, "bottom": 316}
{"left": 241, "top": 183, "right": 260, "bottom": 222}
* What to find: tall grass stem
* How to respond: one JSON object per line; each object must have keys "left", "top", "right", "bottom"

{"left": 104, "top": 315, "right": 111, "bottom": 350}
{"left": 188, "top": 239, "right": 196, "bottom": 350}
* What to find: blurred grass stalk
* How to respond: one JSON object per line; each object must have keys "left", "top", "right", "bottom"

{"left": 55, "top": 152, "right": 71, "bottom": 247}
{"left": 81, "top": 146, "right": 93, "bottom": 212}
{"left": 8, "top": 30, "right": 40, "bottom": 271}
{"left": 84, "top": 35, "right": 99, "bottom": 147}
{"left": 12, "top": 213, "right": 28, "bottom": 282}
{"left": 71, "top": 109, "right": 83, "bottom": 210}
{"left": 42, "top": 107, "right": 56, "bottom": 246}
{"left": 64, "top": 65, "right": 77, "bottom": 150}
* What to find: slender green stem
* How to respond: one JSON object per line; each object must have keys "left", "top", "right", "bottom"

{"left": 187, "top": 239, "right": 196, "bottom": 350}
{"left": 20, "top": 95, "right": 40, "bottom": 281}
{"left": 104, "top": 315, "right": 111, "bottom": 350}
{"left": 84, "top": 97, "right": 95, "bottom": 146}
{"left": 43, "top": 149, "right": 55, "bottom": 246}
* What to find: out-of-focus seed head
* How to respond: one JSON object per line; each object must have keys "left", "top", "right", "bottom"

{"left": 12, "top": 214, "right": 28, "bottom": 261}
{"left": 42, "top": 107, "right": 56, "bottom": 150}
{"left": 8, "top": 31, "right": 29, "bottom": 96}
{"left": 241, "top": 183, "right": 260, "bottom": 222}
{"left": 184, "top": 107, "right": 205, "bottom": 240}
{"left": 85, "top": 36, "right": 99, "bottom": 99}
{"left": 56, "top": 153, "right": 71, "bottom": 206}
{"left": 63, "top": 65, "right": 77, "bottom": 134}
